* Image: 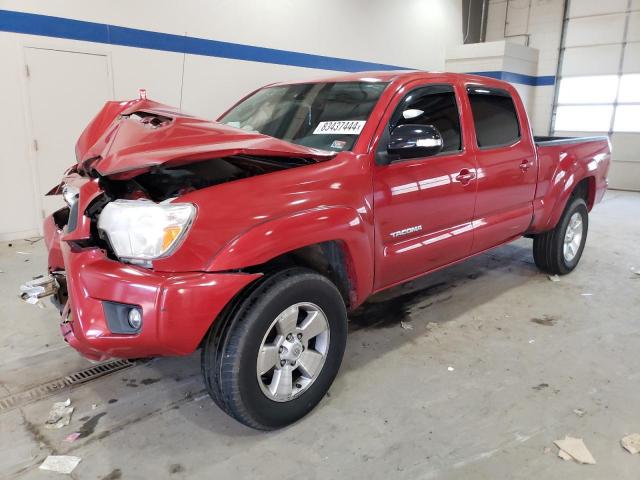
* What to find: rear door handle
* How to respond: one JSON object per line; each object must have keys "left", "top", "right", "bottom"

{"left": 455, "top": 169, "right": 476, "bottom": 185}
{"left": 520, "top": 159, "right": 532, "bottom": 172}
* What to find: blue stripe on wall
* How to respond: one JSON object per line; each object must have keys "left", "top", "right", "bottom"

{"left": 0, "top": 9, "right": 556, "bottom": 85}
{"left": 0, "top": 9, "right": 408, "bottom": 72}
{"left": 469, "top": 70, "right": 556, "bottom": 86}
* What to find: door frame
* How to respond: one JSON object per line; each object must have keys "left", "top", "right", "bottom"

{"left": 18, "top": 38, "right": 115, "bottom": 233}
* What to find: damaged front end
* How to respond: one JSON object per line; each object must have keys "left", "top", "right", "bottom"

{"left": 26, "top": 100, "right": 336, "bottom": 360}
{"left": 64, "top": 153, "right": 318, "bottom": 267}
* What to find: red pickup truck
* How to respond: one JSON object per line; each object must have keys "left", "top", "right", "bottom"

{"left": 37, "top": 71, "right": 610, "bottom": 429}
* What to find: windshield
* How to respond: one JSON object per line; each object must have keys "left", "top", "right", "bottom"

{"left": 219, "top": 81, "right": 388, "bottom": 152}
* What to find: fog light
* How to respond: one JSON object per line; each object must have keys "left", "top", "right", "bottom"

{"left": 127, "top": 308, "right": 142, "bottom": 330}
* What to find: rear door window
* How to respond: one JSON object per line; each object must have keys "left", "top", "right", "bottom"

{"left": 467, "top": 86, "right": 520, "bottom": 148}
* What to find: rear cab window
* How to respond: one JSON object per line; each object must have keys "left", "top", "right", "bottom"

{"left": 219, "top": 81, "right": 388, "bottom": 152}
{"left": 466, "top": 86, "right": 521, "bottom": 148}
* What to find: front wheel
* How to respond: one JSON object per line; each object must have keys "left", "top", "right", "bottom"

{"left": 201, "top": 268, "right": 347, "bottom": 430}
{"left": 533, "top": 197, "right": 589, "bottom": 275}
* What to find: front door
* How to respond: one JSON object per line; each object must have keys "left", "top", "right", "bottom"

{"left": 373, "top": 83, "right": 478, "bottom": 290}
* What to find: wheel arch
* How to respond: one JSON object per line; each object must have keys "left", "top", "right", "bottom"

{"left": 206, "top": 206, "right": 374, "bottom": 309}
{"left": 531, "top": 173, "right": 596, "bottom": 234}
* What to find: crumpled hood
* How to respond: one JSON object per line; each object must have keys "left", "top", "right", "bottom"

{"left": 75, "top": 99, "right": 335, "bottom": 179}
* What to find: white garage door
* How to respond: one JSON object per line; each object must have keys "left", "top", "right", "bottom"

{"left": 24, "top": 47, "right": 113, "bottom": 222}
{"left": 551, "top": 0, "right": 640, "bottom": 191}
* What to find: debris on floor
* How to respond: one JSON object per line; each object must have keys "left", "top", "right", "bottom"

{"left": 531, "top": 315, "right": 556, "bottom": 326}
{"left": 39, "top": 455, "right": 82, "bottom": 474}
{"left": 64, "top": 432, "right": 81, "bottom": 443}
{"left": 447, "top": 366, "right": 455, "bottom": 372}
{"left": 25, "top": 236, "right": 43, "bottom": 244}
{"left": 581, "top": 293, "right": 593, "bottom": 296}
{"left": 573, "top": 408, "right": 586, "bottom": 417}
{"left": 400, "top": 321, "right": 413, "bottom": 330}
{"left": 621, "top": 433, "right": 640, "bottom": 454}
{"left": 554, "top": 436, "right": 596, "bottom": 464}
{"left": 16, "top": 251, "right": 31, "bottom": 255}
{"left": 547, "top": 274, "right": 560, "bottom": 282}
{"left": 528, "top": 339, "right": 535, "bottom": 344}
{"left": 19, "top": 275, "right": 59, "bottom": 305}
{"left": 45, "top": 398, "right": 74, "bottom": 429}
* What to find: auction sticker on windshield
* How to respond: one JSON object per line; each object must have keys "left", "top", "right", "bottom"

{"left": 313, "top": 120, "right": 366, "bottom": 135}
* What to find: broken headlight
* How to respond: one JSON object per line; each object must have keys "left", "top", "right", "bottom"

{"left": 97, "top": 199, "right": 195, "bottom": 263}
{"left": 62, "top": 184, "right": 80, "bottom": 207}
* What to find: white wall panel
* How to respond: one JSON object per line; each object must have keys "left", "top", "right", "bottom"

{"left": 564, "top": 14, "right": 627, "bottom": 47}
{"left": 561, "top": 45, "right": 623, "bottom": 76}
{"left": 627, "top": 12, "right": 640, "bottom": 42}
{"left": 568, "top": 0, "right": 628, "bottom": 17}
{"left": 606, "top": 161, "right": 640, "bottom": 191}
{"left": 623, "top": 42, "right": 640, "bottom": 72}
{"left": 0, "top": 33, "right": 40, "bottom": 240}
{"left": 486, "top": 0, "right": 509, "bottom": 41}
{"left": 610, "top": 133, "right": 640, "bottom": 163}
{"left": 110, "top": 47, "right": 184, "bottom": 106}
{"left": 504, "top": 0, "right": 532, "bottom": 37}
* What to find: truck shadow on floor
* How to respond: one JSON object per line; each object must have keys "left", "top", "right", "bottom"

{"left": 342, "top": 240, "right": 540, "bottom": 374}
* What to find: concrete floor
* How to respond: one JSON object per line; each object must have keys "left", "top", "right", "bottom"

{"left": 1, "top": 190, "right": 639, "bottom": 479}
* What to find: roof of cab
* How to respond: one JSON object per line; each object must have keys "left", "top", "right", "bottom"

{"left": 263, "top": 70, "right": 515, "bottom": 91}
{"left": 271, "top": 70, "right": 513, "bottom": 89}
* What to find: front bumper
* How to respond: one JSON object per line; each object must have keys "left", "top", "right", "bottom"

{"left": 44, "top": 214, "right": 260, "bottom": 361}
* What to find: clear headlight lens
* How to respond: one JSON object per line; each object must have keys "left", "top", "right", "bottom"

{"left": 97, "top": 200, "right": 195, "bottom": 262}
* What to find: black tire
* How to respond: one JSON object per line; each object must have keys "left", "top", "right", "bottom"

{"left": 533, "top": 197, "right": 589, "bottom": 275}
{"left": 201, "top": 267, "right": 347, "bottom": 430}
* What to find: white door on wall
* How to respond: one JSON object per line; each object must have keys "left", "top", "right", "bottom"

{"left": 24, "top": 47, "right": 113, "bottom": 222}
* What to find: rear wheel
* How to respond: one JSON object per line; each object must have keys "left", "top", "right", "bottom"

{"left": 533, "top": 197, "right": 589, "bottom": 275}
{"left": 201, "top": 268, "right": 347, "bottom": 430}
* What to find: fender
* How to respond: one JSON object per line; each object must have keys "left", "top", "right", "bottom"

{"left": 530, "top": 151, "right": 593, "bottom": 233}
{"left": 207, "top": 206, "right": 374, "bottom": 306}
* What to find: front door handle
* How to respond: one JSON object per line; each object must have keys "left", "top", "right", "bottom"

{"left": 520, "top": 159, "right": 532, "bottom": 172}
{"left": 455, "top": 169, "right": 476, "bottom": 185}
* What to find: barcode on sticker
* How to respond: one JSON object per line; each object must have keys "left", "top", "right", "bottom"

{"left": 313, "top": 120, "right": 366, "bottom": 135}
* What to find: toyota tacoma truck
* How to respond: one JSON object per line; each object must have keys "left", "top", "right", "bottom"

{"left": 33, "top": 71, "right": 610, "bottom": 430}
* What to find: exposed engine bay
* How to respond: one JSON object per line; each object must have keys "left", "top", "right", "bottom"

{"left": 97, "top": 154, "right": 318, "bottom": 202}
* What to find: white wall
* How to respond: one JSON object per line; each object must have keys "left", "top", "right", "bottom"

{"left": 485, "top": 0, "right": 565, "bottom": 135}
{"left": 0, "top": 1, "right": 463, "bottom": 240}
{"left": 445, "top": 40, "right": 540, "bottom": 114}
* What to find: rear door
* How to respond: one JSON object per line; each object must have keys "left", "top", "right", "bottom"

{"left": 464, "top": 85, "right": 537, "bottom": 253}
{"left": 372, "top": 82, "right": 477, "bottom": 289}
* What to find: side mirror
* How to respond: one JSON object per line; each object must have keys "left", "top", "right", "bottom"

{"left": 387, "top": 124, "right": 443, "bottom": 161}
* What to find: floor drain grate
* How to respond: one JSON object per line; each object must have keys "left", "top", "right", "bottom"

{"left": 0, "top": 359, "right": 134, "bottom": 414}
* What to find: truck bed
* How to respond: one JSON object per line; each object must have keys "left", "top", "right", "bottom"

{"left": 534, "top": 135, "right": 609, "bottom": 146}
